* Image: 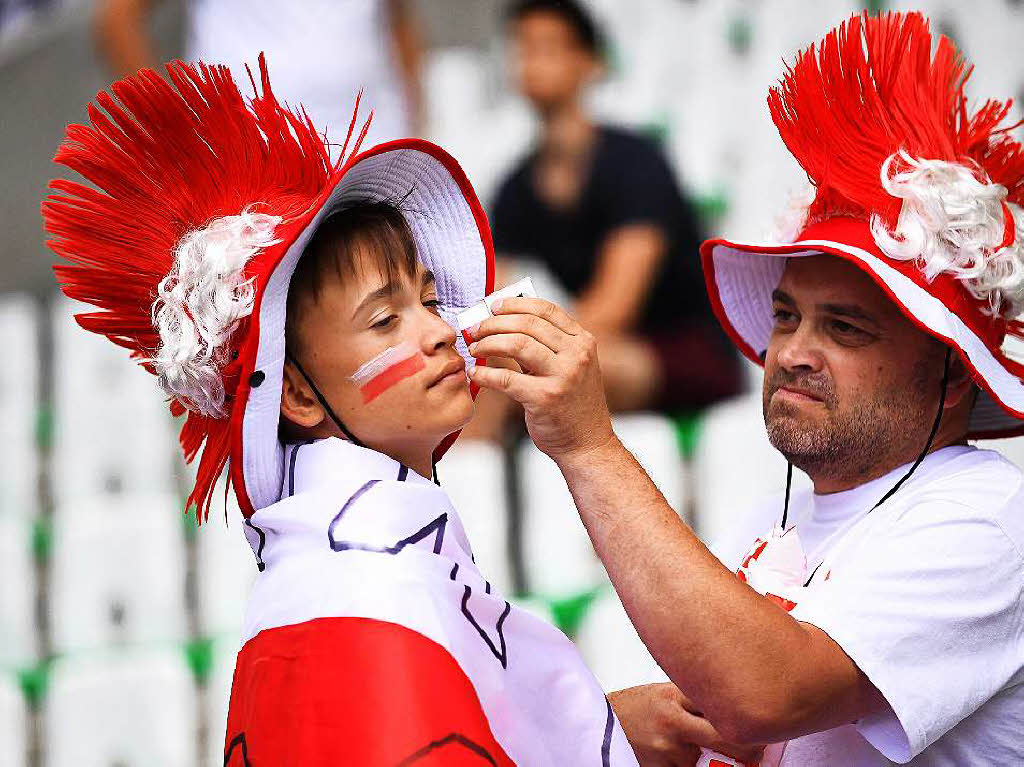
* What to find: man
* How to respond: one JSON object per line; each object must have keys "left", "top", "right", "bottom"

{"left": 467, "top": 11, "right": 1024, "bottom": 765}
{"left": 465, "top": 0, "right": 740, "bottom": 440}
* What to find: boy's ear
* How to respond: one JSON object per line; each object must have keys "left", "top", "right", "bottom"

{"left": 281, "top": 360, "right": 326, "bottom": 428}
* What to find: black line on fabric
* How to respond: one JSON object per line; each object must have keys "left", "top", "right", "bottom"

{"left": 484, "top": 581, "right": 491, "bottom": 595}
{"left": 397, "top": 464, "right": 409, "bottom": 482}
{"left": 395, "top": 732, "right": 498, "bottom": 765}
{"left": 804, "top": 561, "right": 824, "bottom": 587}
{"left": 288, "top": 440, "right": 313, "bottom": 497}
{"left": 223, "top": 732, "right": 251, "bottom": 766}
{"left": 460, "top": 585, "right": 511, "bottom": 668}
{"left": 243, "top": 519, "right": 267, "bottom": 572}
{"left": 601, "top": 698, "right": 614, "bottom": 766}
{"left": 450, "top": 562, "right": 459, "bottom": 580}
{"left": 328, "top": 480, "right": 449, "bottom": 555}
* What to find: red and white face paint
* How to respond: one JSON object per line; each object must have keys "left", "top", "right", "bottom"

{"left": 349, "top": 341, "right": 426, "bottom": 404}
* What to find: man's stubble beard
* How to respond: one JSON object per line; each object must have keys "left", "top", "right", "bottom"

{"left": 763, "top": 359, "right": 935, "bottom": 487}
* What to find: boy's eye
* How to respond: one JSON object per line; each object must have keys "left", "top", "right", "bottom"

{"left": 423, "top": 299, "right": 442, "bottom": 310}
{"left": 372, "top": 314, "right": 397, "bottom": 329}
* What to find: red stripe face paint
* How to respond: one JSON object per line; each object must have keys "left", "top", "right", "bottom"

{"left": 350, "top": 342, "right": 426, "bottom": 404}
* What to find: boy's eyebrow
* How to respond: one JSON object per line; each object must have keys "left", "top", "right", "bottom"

{"left": 771, "top": 289, "right": 795, "bottom": 305}
{"left": 351, "top": 270, "right": 437, "bottom": 319}
{"left": 352, "top": 283, "right": 396, "bottom": 319}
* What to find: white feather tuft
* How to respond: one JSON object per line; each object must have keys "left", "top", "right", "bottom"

{"left": 150, "top": 209, "right": 281, "bottom": 418}
{"left": 870, "top": 150, "right": 1024, "bottom": 318}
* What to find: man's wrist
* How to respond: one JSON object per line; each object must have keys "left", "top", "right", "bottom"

{"left": 552, "top": 432, "right": 623, "bottom": 476}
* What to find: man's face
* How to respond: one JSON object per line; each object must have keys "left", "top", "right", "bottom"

{"left": 286, "top": 247, "right": 474, "bottom": 457}
{"left": 509, "top": 11, "right": 598, "bottom": 112}
{"left": 763, "top": 254, "right": 947, "bottom": 486}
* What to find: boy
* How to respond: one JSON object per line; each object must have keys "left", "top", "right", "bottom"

{"left": 44, "top": 56, "right": 641, "bottom": 765}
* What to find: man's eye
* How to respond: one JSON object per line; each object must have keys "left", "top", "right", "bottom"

{"left": 831, "top": 320, "right": 861, "bottom": 334}
{"left": 372, "top": 315, "right": 397, "bottom": 329}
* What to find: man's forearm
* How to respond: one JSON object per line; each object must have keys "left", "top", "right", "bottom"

{"left": 554, "top": 437, "right": 868, "bottom": 741}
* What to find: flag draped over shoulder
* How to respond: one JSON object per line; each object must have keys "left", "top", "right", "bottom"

{"left": 225, "top": 437, "right": 639, "bottom": 766}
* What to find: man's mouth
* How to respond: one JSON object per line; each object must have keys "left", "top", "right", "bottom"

{"left": 774, "top": 385, "right": 825, "bottom": 403}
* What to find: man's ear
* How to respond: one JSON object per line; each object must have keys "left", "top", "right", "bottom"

{"left": 942, "top": 353, "right": 976, "bottom": 411}
{"left": 281, "top": 360, "right": 326, "bottom": 428}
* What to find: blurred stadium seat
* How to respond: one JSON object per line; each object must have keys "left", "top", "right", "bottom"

{"left": 0, "top": 294, "right": 38, "bottom": 521}
{"left": 437, "top": 439, "right": 514, "bottom": 594}
{"left": 0, "top": 516, "right": 38, "bottom": 668}
{"left": 575, "top": 585, "right": 658, "bottom": 693}
{"left": 205, "top": 636, "right": 240, "bottom": 767}
{"left": 0, "top": 672, "right": 28, "bottom": 767}
{"left": 692, "top": 390, "right": 811, "bottom": 549}
{"left": 50, "top": 493, "right": 188, "bottom": 654}
{"left": 195, "top": 490, "right": 258, "bottom": 639}
{"left": 43, "top": 648, "right": 198, "bottom": 767}
{"left": 52, "top": 296, "right": 177, "bottom": 503}
{"left": 519, "top": 412, "right": 687, "bottom": 600}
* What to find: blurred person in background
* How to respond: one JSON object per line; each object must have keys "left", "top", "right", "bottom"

{"left": 464, "top": 0, "right": 742, "bottom": 442}
{"left": 93, "top": 0, "right": 424, "bottom": 145}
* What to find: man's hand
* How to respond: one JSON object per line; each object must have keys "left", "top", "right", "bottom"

{"left": 609, "top": 684, "right": 764, "bottom": 767}
{"left": 467, "top": 297, "right": 615, "bottom": 461}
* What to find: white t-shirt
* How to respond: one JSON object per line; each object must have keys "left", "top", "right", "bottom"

{"left": 185, "top": 0, "right": 410, "bottom": 150}
{"left": 713, "top": 445, "right": 1024, "bottom": 765}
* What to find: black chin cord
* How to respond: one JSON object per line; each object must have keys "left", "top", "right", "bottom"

{"left": 285, "top": 350, "right": 366, "bottom": 448}
{"left": 780, "top": 347, "right": 952, "bottom": 534}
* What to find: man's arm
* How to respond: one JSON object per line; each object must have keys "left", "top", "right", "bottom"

{"left": 467, "top": 298, "right": 886, "bottom": 743}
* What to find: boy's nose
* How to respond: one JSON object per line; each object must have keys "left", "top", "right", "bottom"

{"left": 421, "top": 308, "right": 457, "bottom": 353}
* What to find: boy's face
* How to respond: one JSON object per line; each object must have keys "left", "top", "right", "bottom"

{"left": 282, "top": 245, "right": 475, "bottom": 460}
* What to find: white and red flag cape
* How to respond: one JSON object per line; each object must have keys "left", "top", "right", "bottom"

{"left": 227, "top": 437, "right": 638, "bottom": 766}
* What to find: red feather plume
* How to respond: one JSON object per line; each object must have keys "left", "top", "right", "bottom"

{"left": 43, "top": 55, "right": 337, "bottom": 523}
{"left": 768, "top": 11, "right": 1024, "bottom": 228}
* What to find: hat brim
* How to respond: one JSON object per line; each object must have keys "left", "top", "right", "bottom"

{"left": 700, "top": 230, "right": 1024, "bottom": 441}
{"left": 230, "top": 140, "right": 494, "bottom": 515}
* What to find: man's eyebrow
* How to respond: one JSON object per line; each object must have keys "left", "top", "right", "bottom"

{"left": 820, "top": 302, "right": 879, "bottom": 326}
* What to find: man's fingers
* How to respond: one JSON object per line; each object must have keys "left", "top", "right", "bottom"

{"left": 490, "top": 296, "right": 583, "bottom": 335}
{"left": 468, "top": 363, "right": 539, "bottom": 401}
{"left": 676, "top": 714, "right": 764, "bottom": 763}
{"left": 470, "top": 312, "right": 571, "bottom": 353}
{"left": 470, "top": 332, "right": 558, "bottom": 374}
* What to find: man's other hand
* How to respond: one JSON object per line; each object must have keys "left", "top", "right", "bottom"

{"left": 608, "top": 684, "right": 765, "bottom": 767}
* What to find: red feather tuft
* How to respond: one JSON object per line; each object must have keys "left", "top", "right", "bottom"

{"left": 769, "top": 11, "right": 1024, "bottom": 227}
{"left": 43, "top": 54, "right": 335, "bottom": 523}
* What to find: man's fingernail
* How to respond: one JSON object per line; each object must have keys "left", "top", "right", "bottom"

{"left": 490, "top": 298, "right": 503, "bottom": 313}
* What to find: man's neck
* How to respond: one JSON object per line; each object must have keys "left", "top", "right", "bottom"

{"left": 539, "top": 100, "right": 593, "bottom": 155}
{"left": 809, "top": 431, "right": 969, "bottom": 494}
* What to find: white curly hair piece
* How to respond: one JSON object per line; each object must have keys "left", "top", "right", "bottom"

{"left": 870, "top": 150, "right": 1024, "bottom": 318}
{"left": 150, "top": 209, "right": 281, "bottom": 418}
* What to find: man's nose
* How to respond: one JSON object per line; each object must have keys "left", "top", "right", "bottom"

{"left": 776, "top": 323, "right": 824, "bottom": 373}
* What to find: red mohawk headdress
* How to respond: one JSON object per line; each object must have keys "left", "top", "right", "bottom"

{"left": 44, "top": 56, "right": 494, "bottom": 520}
{"left": 700, "top": 11, "right": 1024, "bottom": 438}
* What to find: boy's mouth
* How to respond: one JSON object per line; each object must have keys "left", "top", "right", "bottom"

{"left": 427, "top": 358, "right": 467, "bottom": 389}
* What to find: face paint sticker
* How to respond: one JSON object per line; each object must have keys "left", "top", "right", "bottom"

{"left": 350, "top": 341, "right": 426, "bottom": 404}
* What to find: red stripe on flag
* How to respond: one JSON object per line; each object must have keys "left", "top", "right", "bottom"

{"left": 360, "top": 352, "right": 426, "bottom": 403}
